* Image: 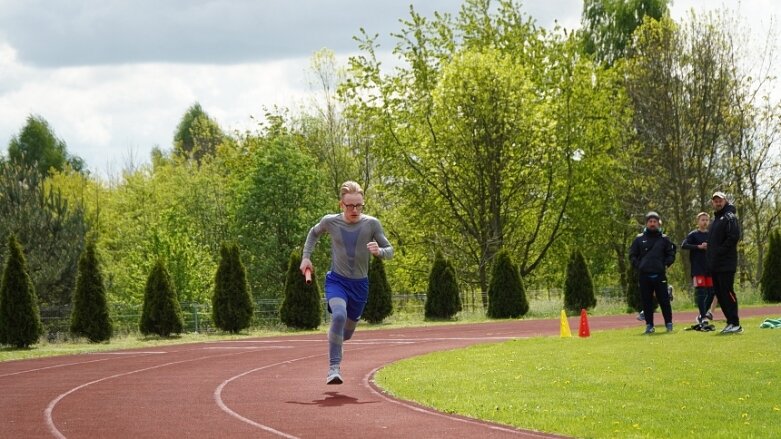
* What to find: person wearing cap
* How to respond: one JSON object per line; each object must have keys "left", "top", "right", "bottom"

{"left": 707, "top": 191, "right": 742, "bottom": 334}
{"left": 629, "top": 211, "right": 677, "bottom": 334}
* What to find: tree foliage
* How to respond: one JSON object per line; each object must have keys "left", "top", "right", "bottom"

{"left": 70, "top": 241, "right": 112, "bottom": 342}
{"left": 173, "top": 103, "right": 225, "bottom": 163}
{"left": 486, "top": 250, "right": 528, "bottom": 318}
{"left": 0, "top": 234, "right": 43, "bottom": 348}
{"left": 212, "top": 242, "right": 254, "bottom": 333}
{"left": 363, "top": 256, "right": 393, "bottom": 324}
{"left": 424, "top": 251, "right": 461, "bottom": 320}
{"left": 139, "top": 259, "right": 184, "bottom": 337}
{"left": 0, "top": 163, "right": 87, "bottom": 306}
{"left": 564, "top": 250, "right": 597, "bottom": 314}
{"left": 280, "top": 250, "right": 321, "bottom": 330}
{"left": 581, "top": 0, "right": 669, "bottom": 65}
{"left": 7, "top": 114, "right": 84, "bottom": 176}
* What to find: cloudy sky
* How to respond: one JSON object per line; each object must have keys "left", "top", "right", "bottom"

{"left": 0, "top": 0, "right": 778, "bottom": 176}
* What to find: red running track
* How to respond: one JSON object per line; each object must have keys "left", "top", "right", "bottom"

{"left": 2, "top": 306, "right": 779, "bottom": 439}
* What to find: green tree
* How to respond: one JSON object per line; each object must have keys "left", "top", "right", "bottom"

{"left": 212, "top": 242, "right": 254, "bottom": 333}
{"left": 563, "top": 250, "right": 597, "bottom": 314}
{"left": 70, "top": 241, "right": 112, "bottom": 342}
{"left": 424, "top": 251, "right": 461, "bottom": 320}
{"left": 581, "top": 0, "right": 669, "bottom": 65}
{"left": 280, "top": 250, "right": 321, "bottom": 330}
{"left": 236, "top": 132, "right": 328, "bottom": 300}
{"left": 363, "top": 256, "right": 393, "bottom": 324}
{"left": 0, "top": 163, "right": 87, "bottom": 306}
{"left": 486, "top": 250, "right": 528, "bottom": 319}
{"left": 7, "top": 114, "right": 84, "bottom": 176}
{"left": 173, "top": 103, "right": 225, "bottom": 163}
{"left": 0, "top": 234, "right": 43, "bottom": 348}
{"left": 139, "top": 259, "right": 184, "bottom": 337}
{"left": 761, "top": 230, "right": 781, "bottom": 303}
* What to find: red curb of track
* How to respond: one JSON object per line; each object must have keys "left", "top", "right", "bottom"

{"left": 2, "top": 305, "right": 779, "bottom": 438}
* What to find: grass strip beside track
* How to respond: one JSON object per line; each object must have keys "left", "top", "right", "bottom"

{"left": 374, "top": 317, "right": 781, "bottom": 439}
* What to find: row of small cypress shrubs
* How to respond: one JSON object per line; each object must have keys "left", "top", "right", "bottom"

{"left": 0, "top": 235, "right": 255, "bottom": 347}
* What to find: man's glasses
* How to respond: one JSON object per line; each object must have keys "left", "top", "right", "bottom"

{"left": 343, "top": 204, "right": 364, "bottom": 211}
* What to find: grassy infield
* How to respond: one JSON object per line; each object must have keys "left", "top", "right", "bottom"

{"left": 2, "top": 295, "right": 780, "bottom": 438}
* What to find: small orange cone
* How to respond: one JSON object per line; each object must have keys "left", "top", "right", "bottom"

{"left": 578, "top": 309, "right": 591, "bottom": 338}
{"left": 560, "top": 310, "right": 572, "bottom": 337}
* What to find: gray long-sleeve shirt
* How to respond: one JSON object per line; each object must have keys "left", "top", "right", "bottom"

{"left": 303, "top": 214, "right": 393, "bottom": 279}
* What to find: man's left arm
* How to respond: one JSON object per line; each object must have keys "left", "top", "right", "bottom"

{"left": 664, "top": 237, "right": 677, "bottom": 267}
{"left": 373, "top": 220, "right": 394, "bottom": 259}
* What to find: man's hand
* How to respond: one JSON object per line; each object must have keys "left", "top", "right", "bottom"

{"left": 367, "top": 241, "right": 381, "bottom": 256}
{"left": 300, "top": 257, "right": 313, "bottom": 275}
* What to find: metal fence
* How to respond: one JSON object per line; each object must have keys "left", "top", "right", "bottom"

{"left": 39, "top": 287, "right": 626, "bottom": 340}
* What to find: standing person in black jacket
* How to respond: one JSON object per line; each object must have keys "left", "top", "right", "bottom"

{"left": 629, "top": 212, "right": 677, "bottom": 334}
{"left": 707, "top": 191, "right": 742, "bottom": 334}
{"left": 681, "top": 212, "right": 715, "bottom": 330}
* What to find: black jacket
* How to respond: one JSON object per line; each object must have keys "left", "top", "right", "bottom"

{"left": 629, "top": 228, "right": 676, "bottom": 274}
{"left": 681, "top": 230, "right": 709, "bottom": 277}
{"left": 706, "top": 203, "right": 740, "bottom": 273}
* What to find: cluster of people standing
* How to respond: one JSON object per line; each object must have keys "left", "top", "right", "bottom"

{"left": 629, "top": 191, "right": 743, "bottom": 335}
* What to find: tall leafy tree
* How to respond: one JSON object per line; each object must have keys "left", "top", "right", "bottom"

{"left": 212, "top": 242, "right": 254, "bottom": 333}
{"left": 173, "top": 103, "right": 225, "bottom": 163}
{"left": 343, "top": 1, "right": 601, "bottom": 301}
{"left": 139, "top": 259, "right": 183, "bottom": 337}
{"left": 0, "top": 163, "right": 87, "bottom": 306}
{"left": 581, "top": 0, "right": 669, "bottom": 66}
{"left": 0, "top": 234, "right": 43, "bottom": 348}
{"left": 236, "top": 131, "right": 328, "bottom": 300}
{"left": 70, "top": 241, "right": 112, "bottom": 342}
{"left": 7, "top": 114, "right": 84, "bottom": 176}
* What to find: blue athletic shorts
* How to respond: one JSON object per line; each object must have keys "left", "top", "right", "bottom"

{"left": 325, "top": 271, "right": 369, "bottom": 321}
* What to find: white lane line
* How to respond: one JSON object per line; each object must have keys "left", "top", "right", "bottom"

{"left": 0, "top": 353, "right": 157, "bottom": 379}
{"left": 97, "top": 351, "right": 167, "bottom": 355}
{"left": 363, "top": 366, "right": 553, "bottom": 437}
{"left": 44, "top": 349, "right": 261, "bottom": 439}
{"left": 215, "top": 339, "right": 322, "bottom": 343}
{"left": 201, "top": 346, "right": 293, "bottom": 350}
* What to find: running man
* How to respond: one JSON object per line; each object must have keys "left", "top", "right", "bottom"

{"left": 300, "top": 181, "right": 394, "bottom": 384}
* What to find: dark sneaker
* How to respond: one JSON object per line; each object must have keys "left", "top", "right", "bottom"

{"left": 667, "top": 285, "right": 674, "bottom": 301}
{"left": 326, "top": 365, "right": 343, "bottom": 385}
{"left": 721, "top": 324, "right": 743, "bottom": 334}
{"left": 706, "top": 311, "right": 714, "bottom": 321}
{"left": 643, "top": 324, "right": 655, "bottom": 335}
{"left": 637, "top": 310, "right": 645, "bottom": 321}
{"left": 665, "top": 323, "right": 673, "bottom": 333}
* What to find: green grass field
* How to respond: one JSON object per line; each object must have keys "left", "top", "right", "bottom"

{"left": 374, "top": 316, "right": 781, "bottom": 439}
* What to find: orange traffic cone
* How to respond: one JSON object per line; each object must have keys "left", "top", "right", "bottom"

{"left": 578, "top": 308, "right": 591, "bottom": 338}
{"left": 560, "top": 310, "right": 572, "bottom": 337}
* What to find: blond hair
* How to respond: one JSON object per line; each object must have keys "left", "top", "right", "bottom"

{"left": 696, "top": 212, "right": 710, "bottom": 220}
{"left": 339, "top": 181, "right": 363, "bottom": 199}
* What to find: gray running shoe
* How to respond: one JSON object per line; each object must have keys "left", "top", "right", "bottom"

{"left": 721, "top": 324, "right": 743, "bottom": 334}
{"left": 705, "top": 311, "right": 714, "bottom": 321}
{"left": 665, "top": 323, "right": 673, "bottom": 332}
{"left": 643, "top": 324, "right": 655, "bottom": 335}
{"left": 637, "top": 310, "right": 645, "bottom": 321}
{"left": 326, "top": 364, "right": 343, "bottom": 385}
{"left": 667, "top": 285, "right": 674, "bottom": 301}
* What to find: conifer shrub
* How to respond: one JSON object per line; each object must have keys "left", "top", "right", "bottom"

{"left": 280, "top": 251, "right": 321, "bottom": 329}
{"left": 761, "top": 229, "right": 781, "bottom": 303}
{"left": 0, "top": 234, "right": 43, "bottom": 348}
{"left": 139, "top": 259, "right": 184, "bottom": 337}
{"left": 363, "top": 256, "right": 393, "bottom": 324}
{"left": 425, "top": 251, "right": 462, "bottom": 320}
{"left": 70, "top": 241, "right": 112, "bottom": 342}
{"left": 563, "top": 249, "right": 597, "bottom": 314}
{"left": 486, "top": 250, "right": 529, "bottom": 319}
{"left": 212, "top": 242, "right": 254, "bottom": 333}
